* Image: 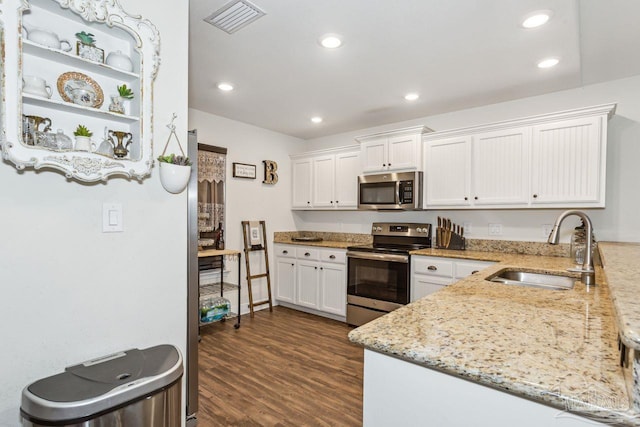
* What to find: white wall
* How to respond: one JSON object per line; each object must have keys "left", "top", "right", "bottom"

{"left": 300, "top": 76, "right": 640, "bottom": 243}
{"left": 0, "top": 0, "right": 189, "bottom": 425}
{"left": 188, "top": 109, "right": 301, "bottom": 313}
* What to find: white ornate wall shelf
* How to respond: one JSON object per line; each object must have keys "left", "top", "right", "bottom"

{"left": 0, "top": 0, "right": 160, "bottom": 182}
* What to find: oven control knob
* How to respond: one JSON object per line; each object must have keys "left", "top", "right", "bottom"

{"left": 416, "top": 227, "right": 423, "bottom": 233}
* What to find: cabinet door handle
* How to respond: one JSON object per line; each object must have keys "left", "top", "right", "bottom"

{"left": 330, "top": 201, "right": 334, "bottom": 204}
{"left": 329, "top": 255, "right": 336, "bottom": 259}
{"left": 388, "top": 163, "right": 391, "bottom": 166}
{"left": 315, "top": 266, "right": 318, "bottom": 270}
{"left": 427, "top": 265, "right": 437, "bottom": 271}
{"left": 474, "top": 196, "right": 478, "bottom": 200}
{"left": 533, "top": 194, "right": 538, "bottom": 198}
{"left": 464, "top": 197, "right": 468, "bottom": 201}
{"left": 320, "top": 267, "right": 323, "bottom": 270}
{"left": 382, "top": 163, "right": 386, "bottom": 167}
{"left": 305, "top": 252, "right": 311, "bottom": 257}
{"left": 471, "top": 270, "right": 479, "bottom": 274}
{"left": 291, "top": 263, "right": 294, "bottom": 266}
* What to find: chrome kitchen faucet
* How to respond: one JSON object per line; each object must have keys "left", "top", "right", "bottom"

{"left": 547, "top": 210, "right": 596, "bottom": 286}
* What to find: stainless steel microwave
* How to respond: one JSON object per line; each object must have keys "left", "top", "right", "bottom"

{"left": 357, "top": 171, "right": 423, "bottom": 210}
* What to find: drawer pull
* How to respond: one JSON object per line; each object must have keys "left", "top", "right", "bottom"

{"left": 305, "top": 252, "right": 311, "bottom": 257}
{"left": 329, "top": 255, "right": 336, "bottom": 259}
{"left": 283, "top": 250, "right": 288, "bottom": 255}
{"left": 427, "top": 265, "right": 437, "bottom": 271}
{"left": 471, "top": 270, "right": 479, "bottom": 274}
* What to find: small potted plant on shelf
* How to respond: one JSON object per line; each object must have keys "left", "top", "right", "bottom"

{"left": 158, "top": 114, "right": 192, "bottom": 194}
{"left": 73, "top": 125, "right": 95, "bottom": 152}
{"left": 108, "top": 84, "right": 134, "bottom": 114}
{"left": 75, "top": 31, "right": 104, "bottom": 62}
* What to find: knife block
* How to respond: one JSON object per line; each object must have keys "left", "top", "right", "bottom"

{"left": 435, "top": 227, "right": 466, "bottom": 250}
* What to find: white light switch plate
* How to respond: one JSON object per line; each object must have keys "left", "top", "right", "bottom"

{"left": 103, "top": 203, "right": 123, "bottom": 232}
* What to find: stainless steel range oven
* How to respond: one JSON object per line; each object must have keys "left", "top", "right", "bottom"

{"left": 347, "top": 222, "right": 431, "bottom": 326}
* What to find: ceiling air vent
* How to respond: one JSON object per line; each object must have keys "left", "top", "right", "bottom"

{"left": 203, "top": 0, "right": 266, "bottom": 34}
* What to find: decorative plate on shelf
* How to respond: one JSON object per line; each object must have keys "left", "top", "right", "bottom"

{"left": 56, "top": 71, "right": 104, "bottom": 108}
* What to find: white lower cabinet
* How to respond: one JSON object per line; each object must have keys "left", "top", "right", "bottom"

{"left": 274, "top": 244, "right": 347, "bottom": 319}
{"left": 296, "top": 260, "right": 321, "bottom": 308}
{"left": 274, "top": 258, "right": 296, "bottom": 304}
{"left": 319, "top": 263, "right": 347, "bottom": 315}
{"left": 411, "top": 256, "right": 495, "bottom": 302}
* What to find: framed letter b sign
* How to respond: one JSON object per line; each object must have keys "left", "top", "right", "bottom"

{"left": 263, "top": 160, "right": 278, "bottom": 184}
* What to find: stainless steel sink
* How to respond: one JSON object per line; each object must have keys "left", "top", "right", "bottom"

{"left": 489, "top": 270, "right": 576, "bottom": 290}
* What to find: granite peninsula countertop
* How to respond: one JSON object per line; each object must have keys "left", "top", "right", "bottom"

{"left": 349, "top": 243, "right": 640, "bottom": 425}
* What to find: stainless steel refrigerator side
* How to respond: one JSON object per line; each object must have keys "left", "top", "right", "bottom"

{"left": 186, "top": 130, "right": 199, "bottom": 426}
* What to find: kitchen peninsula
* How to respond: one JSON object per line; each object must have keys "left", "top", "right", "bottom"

{"left": 349, "top": 242, "right": 640, "bottom": 426}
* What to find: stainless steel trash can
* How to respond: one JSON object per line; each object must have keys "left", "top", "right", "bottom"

{"left": 21, "top": 344, "right": 183, "bottom": 427}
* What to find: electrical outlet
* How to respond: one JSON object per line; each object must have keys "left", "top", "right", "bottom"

{"left": 463, "top": 222, "right": 472, "bottom": 235}
{"left": 488, "top": 223, "right": 502, "bottom": 236}
{"left": 542, "top": 224, "right": 554, "bottom": 238}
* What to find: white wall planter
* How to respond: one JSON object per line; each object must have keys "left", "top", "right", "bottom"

{"left": 159, "top": 162, "right": 191, "bottom": 194}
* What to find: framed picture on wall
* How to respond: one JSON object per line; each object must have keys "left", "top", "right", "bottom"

{"left": 232, "top": 162, "right": 256, "bottom": 179}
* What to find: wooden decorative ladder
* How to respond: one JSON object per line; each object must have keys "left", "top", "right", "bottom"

{"left": 241, "top": 220, "right": 273, "bottom": 317}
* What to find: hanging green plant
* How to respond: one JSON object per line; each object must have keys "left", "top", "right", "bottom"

{"left": 158, "top": 153, "right": 192, "bottom": 166}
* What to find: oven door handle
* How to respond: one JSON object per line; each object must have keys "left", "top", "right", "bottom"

{"left": 347, "top": 251, "right": 409, "bottom": 263}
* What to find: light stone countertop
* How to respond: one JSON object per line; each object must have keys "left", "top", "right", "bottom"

{"left": 599, "top": 243, "right": 640, "bottom": 351}
{"left": 349, "top": 245, "right": 640, "bottom": 425}
{"left": 273, "top": 239, "right": 354, "bottom": 249}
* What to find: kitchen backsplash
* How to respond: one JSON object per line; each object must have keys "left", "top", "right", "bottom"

{"left": 465, "top": 238, "right": 569, "bottom": 257}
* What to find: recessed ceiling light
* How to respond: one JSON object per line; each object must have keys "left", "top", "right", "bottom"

{"left": 311, "top": 117, "right": 323, "bottom": 124}
{"left": 217, "top": 82, "right": 234, "bottom": 91}
{"left": 522, "top": 11, "right": 552, "bottom": 29}
{"left": 319, "top": 34, "right": 343, "bottom": 49}
{"left": 537, "top": 58, "right": 559, "bottom": 68}
{"left": 404, "top": 93, "right": 419, "bottom": 101}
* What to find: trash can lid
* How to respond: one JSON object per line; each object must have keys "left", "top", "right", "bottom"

{"left": 21, "top": 344, "right": 183, "bottom": 423}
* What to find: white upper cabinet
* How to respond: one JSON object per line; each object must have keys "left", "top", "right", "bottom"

{"left": 361, "top": 139, "right": 387, "bottom": 173}
{"left": 425, "top": 136, "right": 471, "bottom": 207}
{"left": 291, "top": 146, "right": 360, "bottom": 210}
{"left": 313, "top": 155, "right": 335, "bottom": 208}
{"left": 292, "top": 158, "right": 313, "bottom": 208}
{"left": 0, "top": 0, "right": 160, "bottom": 182}
{"left": 423, "top": 104, "right": 615, "bottom": 209}
{"left": 357, "top": 126, "right": 429, "bottom": 173}
{"left": 531, "top": 116, "right": 604, "bottom": 206}
{"left": 472, "top": 127, "right": 530, "bottom": 206}
{"left": 334, "top": 150, "right": 361, "bottom": 208}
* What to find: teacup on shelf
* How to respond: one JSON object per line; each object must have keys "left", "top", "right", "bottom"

{"left": 70, "top": 87, "right": 97, "bottom": 107}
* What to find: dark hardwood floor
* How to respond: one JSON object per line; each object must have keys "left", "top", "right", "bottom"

{"left": 198, "top": 306, "right": 364, "bottom": 426}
